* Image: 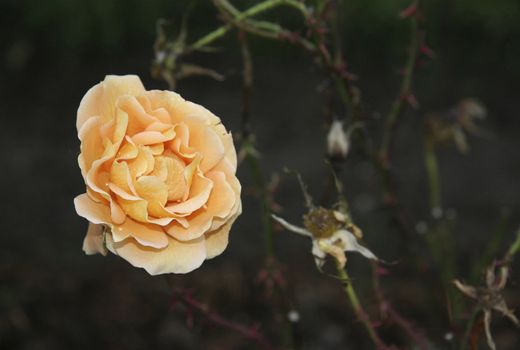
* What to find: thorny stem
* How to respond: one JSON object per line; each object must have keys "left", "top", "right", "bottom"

{"left": 380, "top": 13, "right": 419, "bottom": 162}
{"left": 336, "top": 260, "right": 387, "bottom": 349}
{"left": 173, "top": 290, "right": 275, "bottom": 350}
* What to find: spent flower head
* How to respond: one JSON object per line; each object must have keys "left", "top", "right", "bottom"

{"left": 454, "top": 261, "right": 519, "bottom": 350}
{"left": 272, "top": 208, "right": 376, "bottom": 270}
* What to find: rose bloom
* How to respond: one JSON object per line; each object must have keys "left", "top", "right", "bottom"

{"left": 74, "top": 75, "right": 241, "bottom": 275}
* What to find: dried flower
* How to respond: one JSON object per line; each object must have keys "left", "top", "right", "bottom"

{"left": 272, "top": 207, "right": 377, "bottom": 269}
{"left": 454, "top": 262, "right": 519, "bottom": 350}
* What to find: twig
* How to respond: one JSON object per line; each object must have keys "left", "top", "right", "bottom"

{"left": 191, "top": 0, "right": 310, "bottom": 50}
{"left": 380, "top": 11, "right": 419, "bottom": 163}
{"left": 173, "top": 290, "right": 275, "bottom": 350}
{"left": 372, "top": 262, "right": 430, "bottom": 350}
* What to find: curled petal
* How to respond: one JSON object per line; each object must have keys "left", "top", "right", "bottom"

{"left": 271, "top": 215, "right": 312, "bottom": 237}
{"left": 113, "top": 219, "right": 168, "bottom": 249}
{"left": 334, "top": 229, "right": 378, "bottom": 261}
{"left": 74, "top": 193, "right": 111, "bottom": 225}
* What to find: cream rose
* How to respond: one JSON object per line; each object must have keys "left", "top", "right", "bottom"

{"left": 74, "top": 75, "right": 241, "bottom": 275}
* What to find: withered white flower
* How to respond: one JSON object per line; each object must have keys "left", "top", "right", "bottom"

{"left": 272, "top": 207, "right": 377, "bottom": 269}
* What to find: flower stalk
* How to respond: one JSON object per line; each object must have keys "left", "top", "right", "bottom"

{"left": 336, "top": 259, "right": 387, "bottom": 349}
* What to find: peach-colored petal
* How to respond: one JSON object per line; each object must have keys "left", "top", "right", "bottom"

{"left": 77, "top": 82, "right": 103, "bottom": 131}
{"left": 208, "top": 159, "right": 242, "bottom": 231}
{"left": 100, "top": 75, "right": 145, "bottom": 123}
{"left": 127, "top": 145, "right": 155, "bottom": 178}
{"left": 185, "top": 119, "right": 225, "bottom": 172}
{"left": 165, "top": 171, "right": 235, "bottom": 241}
{"left": 82, "top": 223, "right": 107, "bottom": 256}
{"left": 74, "top": 193, "right": 111, "bottom": 224}
{"left": 222, "top": 132, "right": 238, "bottom": 172}
{"left": 166, "top": 173, "right": 213, "bottom": 214}
{"left": 134, "top": 176, "right": 168, "bottom": 217}
{"left": 146, "top": 121, "right": 172, "bottom": 132}
{"left": 113, "top": 219, "right": 168, "bottom": 249}
{"left": 118, "top": 198, "right": 149, "bottom": 223}
{"left": 132, "top": 128, "right": 175, "bottom": 145}
{"left": 204, "top": 211, "right": 240, "bottom": 259}
{"left": 150, "top": 107, "right": 171, "bottom": 123}
{"left": 108, "top": 183, "right": 141, "bottom": 201}
{"left": 149, "top": 143, "right": 164, "bottom": 155}
{"left": 78, "top": 116, "right": 103, "bottom": 178}
{"left": 116, "top": 138, "right": 139, "bottom": 160}
{"left": 166, "top": 211, "right": 213, "bottom": 241}
{"left": 110, "top": 161, "right": 136, "bottom": 195}
{"left": 152, "top": 155, "right": 187, "bottom": 202}
{"left": 109, "top": 235, "right": 206, "bottom": 275}
{"left": 117, "top": 95, "right": 157, "bottom": 135}
{"left": 205, "top": 171, "right": 236, "bottom": 219}
{"left": 109, "top": 199, "right": 126, "bottom": 225}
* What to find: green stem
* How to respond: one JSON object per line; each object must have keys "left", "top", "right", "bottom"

{"left": 336, "top": 261, "right": 386, "bottom": 349}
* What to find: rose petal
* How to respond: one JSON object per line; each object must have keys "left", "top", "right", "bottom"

{"left": 78, "top": 116, "right": 103, "bottom": 179}
{"left": 109, "top": 235, "right": 206, "bottom": 275}
{"left": 117, "top": 95, "right": 158, "bottom": 135}
{"left": 100, "top": 75, "right": 145, "bottom": 124}
{"left": 166, "top": 173, "right": 213, "bottom": 214}
{"left": 204, "top": 211, "right": 240, "bottom": 259}
{"left": 74, "top": 193, "right": 111, "bottom": 224}
{"left": 82, "top": 223, "right": 107, "bottom": 256}
{"left": 185, "top": 119, "right": 225, "bottom": 172}
{"left": 113, "top": 219, "right": 168, "bottom": 249}
{"left": 77, "top": 82, "right": 103, "bottom": 131}
{"left": 132, "top": 128, "right": 175, "bottom": 145}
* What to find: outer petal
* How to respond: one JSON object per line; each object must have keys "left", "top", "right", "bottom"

{"left": 74, "top": 193, "right": 111, "bottom": 224}
{"left": 78, "top": 116, "right": 103, "bottom": 179}
{"left": 109, "top": 235, "right": 206, "bottom": 275}
{"left": 82, "top": 223, "right": 107, "bottom": 256}
{"left": 100, "top": 75, "right": 145, "bottom": 123}
{"left": 204, "top": 207, "right": 241, "bottom": 259}
{"left": 77, "top": 82, "right": 103, "bottom": 131}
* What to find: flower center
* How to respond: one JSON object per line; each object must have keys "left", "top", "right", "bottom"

{"left": 303, "top": 207, "right": 342, "bottom": 239}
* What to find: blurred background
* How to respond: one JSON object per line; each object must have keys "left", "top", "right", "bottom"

{"left": 1, "top": 0, "right": 520, "bottom": 349}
